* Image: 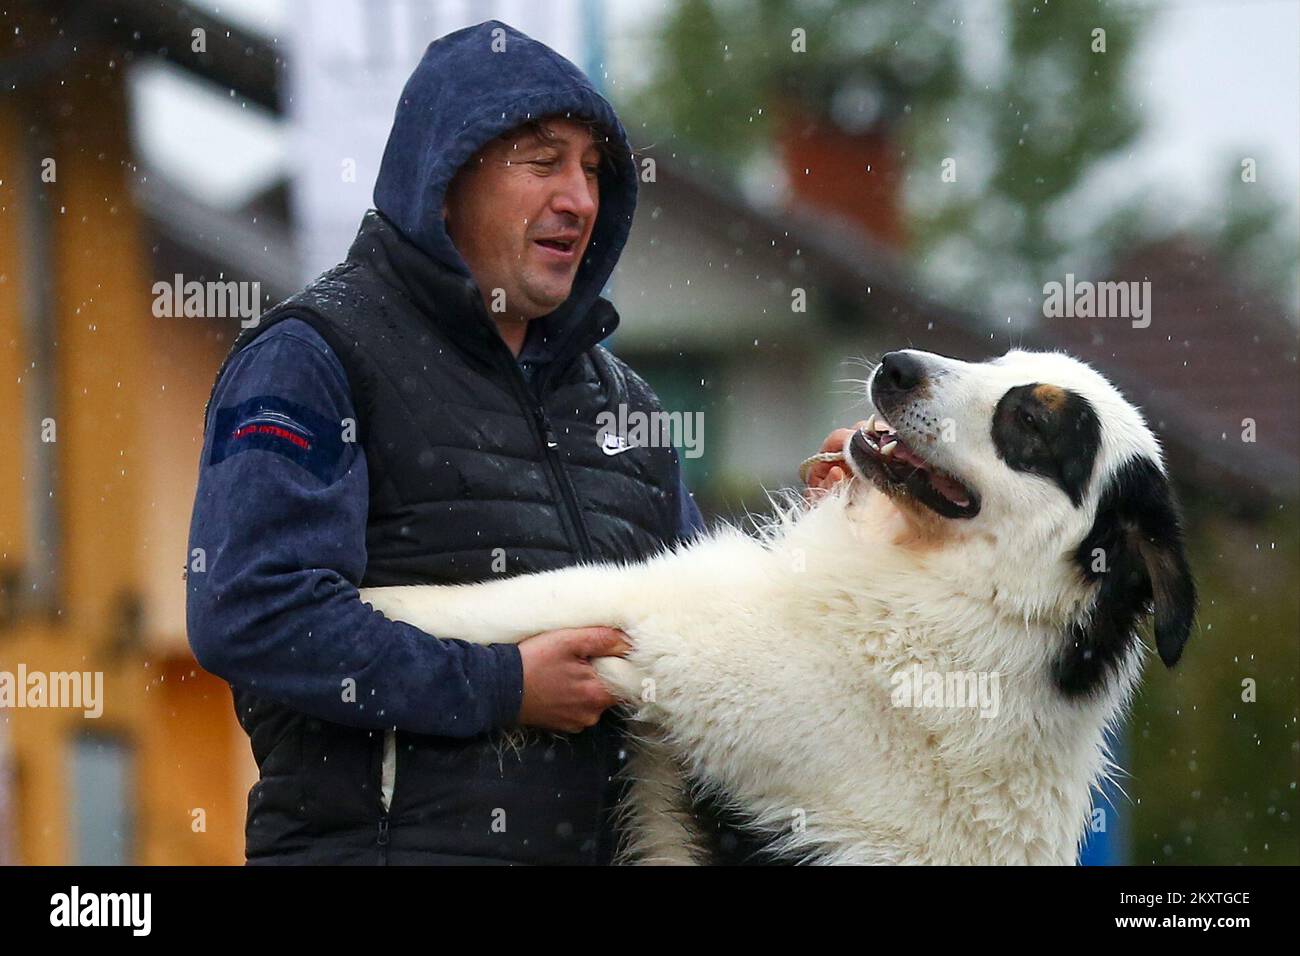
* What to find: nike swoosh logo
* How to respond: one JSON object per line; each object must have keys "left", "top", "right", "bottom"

{"left": 601, "top": 436, "right": 638, "bottom": 456}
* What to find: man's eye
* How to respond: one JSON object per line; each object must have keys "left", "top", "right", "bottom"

{"left": 583, "top": 164, "right": 600, "bottom": 178}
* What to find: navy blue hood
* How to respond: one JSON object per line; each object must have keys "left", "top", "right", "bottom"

{"left": 373, "top": 20, "right": 637, "bottom": 352}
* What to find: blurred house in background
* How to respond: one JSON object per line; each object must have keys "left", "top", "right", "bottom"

{"left": 1, "top": 0, "right": 1295, "bottom": 865}
{"left": 0, "top": 0, "right": 276, "bottom": 865}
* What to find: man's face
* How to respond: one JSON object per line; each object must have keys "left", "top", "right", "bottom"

{"left": 444, "top": 118, "right": 601, "bottom": 320}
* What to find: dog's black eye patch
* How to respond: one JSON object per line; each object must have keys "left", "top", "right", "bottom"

{"left": 992, "top": 384, "right": 1101, "bottom": 506}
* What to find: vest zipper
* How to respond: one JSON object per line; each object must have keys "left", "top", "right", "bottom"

{"left": 502, "top": 357, "right": 595, "bottom": 562}
{"left": 531, "top": 403, "right": 596, "bottom": 560}
{"left": 529, "top": 387, "right": 606, "bottom": 865}
{"left": 510, "top": 338, "right": 629, "bottom": 863}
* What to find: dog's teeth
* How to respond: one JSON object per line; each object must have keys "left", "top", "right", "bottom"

{"left": 880, "top": 440, "right": 898, "bottom": 457}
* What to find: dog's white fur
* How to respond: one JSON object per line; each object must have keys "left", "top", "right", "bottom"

{"left": 359, "top": 349, "right": 1178, "bottom": 865}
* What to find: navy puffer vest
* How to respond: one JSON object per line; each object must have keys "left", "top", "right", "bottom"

{"left": 204, "top": 211, "right": 682, "bottom": 863}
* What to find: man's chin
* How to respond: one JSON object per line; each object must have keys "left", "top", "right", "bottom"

{"left": 518, "top": 280, "right": 576, "bottom": 316}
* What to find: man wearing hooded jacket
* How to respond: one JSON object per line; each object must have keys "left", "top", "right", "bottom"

{"left": 187, "top": 19, "right": 858, "bottom": 866}
{"left": 186, "top": 21, "right": 708, "bottom": 865}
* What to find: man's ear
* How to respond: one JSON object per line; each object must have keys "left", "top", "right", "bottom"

{"left": 1058, "top": 456, "right": 1197, "bottom": 695}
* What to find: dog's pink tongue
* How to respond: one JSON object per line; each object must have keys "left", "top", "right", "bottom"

{"left": 928, "top": 471, "right": 970, "bottom": 507}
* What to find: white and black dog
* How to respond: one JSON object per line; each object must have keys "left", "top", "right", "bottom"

{"left": 360, "top": 349, "right": 1196, "bottom": 864}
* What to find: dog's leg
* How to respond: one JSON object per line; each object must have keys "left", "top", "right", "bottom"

{"left": 361, "top": 532, "right": 782, "bottom": 725}
{"left": 591, "top": 656, "right": 646, "bottom": 702}
{"left": 359, "top": 558, "right": 661, "bottom": 647}
{"left": 619, "top": 739, "right": 700, "bottom": 865}
{"left": 363, "top": 570, "right": 653, "bottom": 703}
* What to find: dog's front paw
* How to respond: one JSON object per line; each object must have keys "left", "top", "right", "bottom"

{"left": 593, "top": 656, "right": 647, "bottom": 703}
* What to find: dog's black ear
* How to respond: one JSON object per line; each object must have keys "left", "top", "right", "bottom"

{"left": 1135, "top": 518, "right": 1197, "bottom": 668}
{"left": 1060, "top": 457, "right": 1197, "bottom": 695}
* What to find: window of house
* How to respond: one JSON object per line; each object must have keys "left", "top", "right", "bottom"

{"left": 67, "top": 733, "right": 134, "bottom": 866}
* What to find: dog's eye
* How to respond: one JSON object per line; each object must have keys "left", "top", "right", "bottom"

{"left": 1018, "top": 407, "right": 1038, "bottom": 429}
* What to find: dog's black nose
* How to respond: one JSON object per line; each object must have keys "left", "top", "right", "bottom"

{"left": 875, "top": 351, "right": 926, "bottom": 397}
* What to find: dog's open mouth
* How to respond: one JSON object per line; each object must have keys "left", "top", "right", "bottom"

{"left": 848, "top": 414, "right": 980, "bottom": 519}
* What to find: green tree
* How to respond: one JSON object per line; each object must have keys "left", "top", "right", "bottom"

{"left": 1199, "top": 155, "right": 1300, "bottom": 313}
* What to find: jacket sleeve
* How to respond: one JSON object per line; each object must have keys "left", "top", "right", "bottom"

{"left": 186, "top": 319, "right": 523, "bottom": 737}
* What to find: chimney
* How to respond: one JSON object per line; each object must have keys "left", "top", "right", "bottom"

{"left": 776, "top": 113, "right": 905, "bottom": 250}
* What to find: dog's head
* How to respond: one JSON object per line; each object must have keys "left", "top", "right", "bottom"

{"left": 847, "top": 348, "right": 1196, "bottom": 695}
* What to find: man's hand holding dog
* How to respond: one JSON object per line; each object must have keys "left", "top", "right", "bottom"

{"left": 517, "top": 627, "right": 630, "bottom": 733}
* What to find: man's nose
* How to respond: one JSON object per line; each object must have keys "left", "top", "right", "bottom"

{"left": 873, "top": 351, "right": 928, "bottom": 400}
{"left": 551, "top": 164, "right": 597, "bottom": 222}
